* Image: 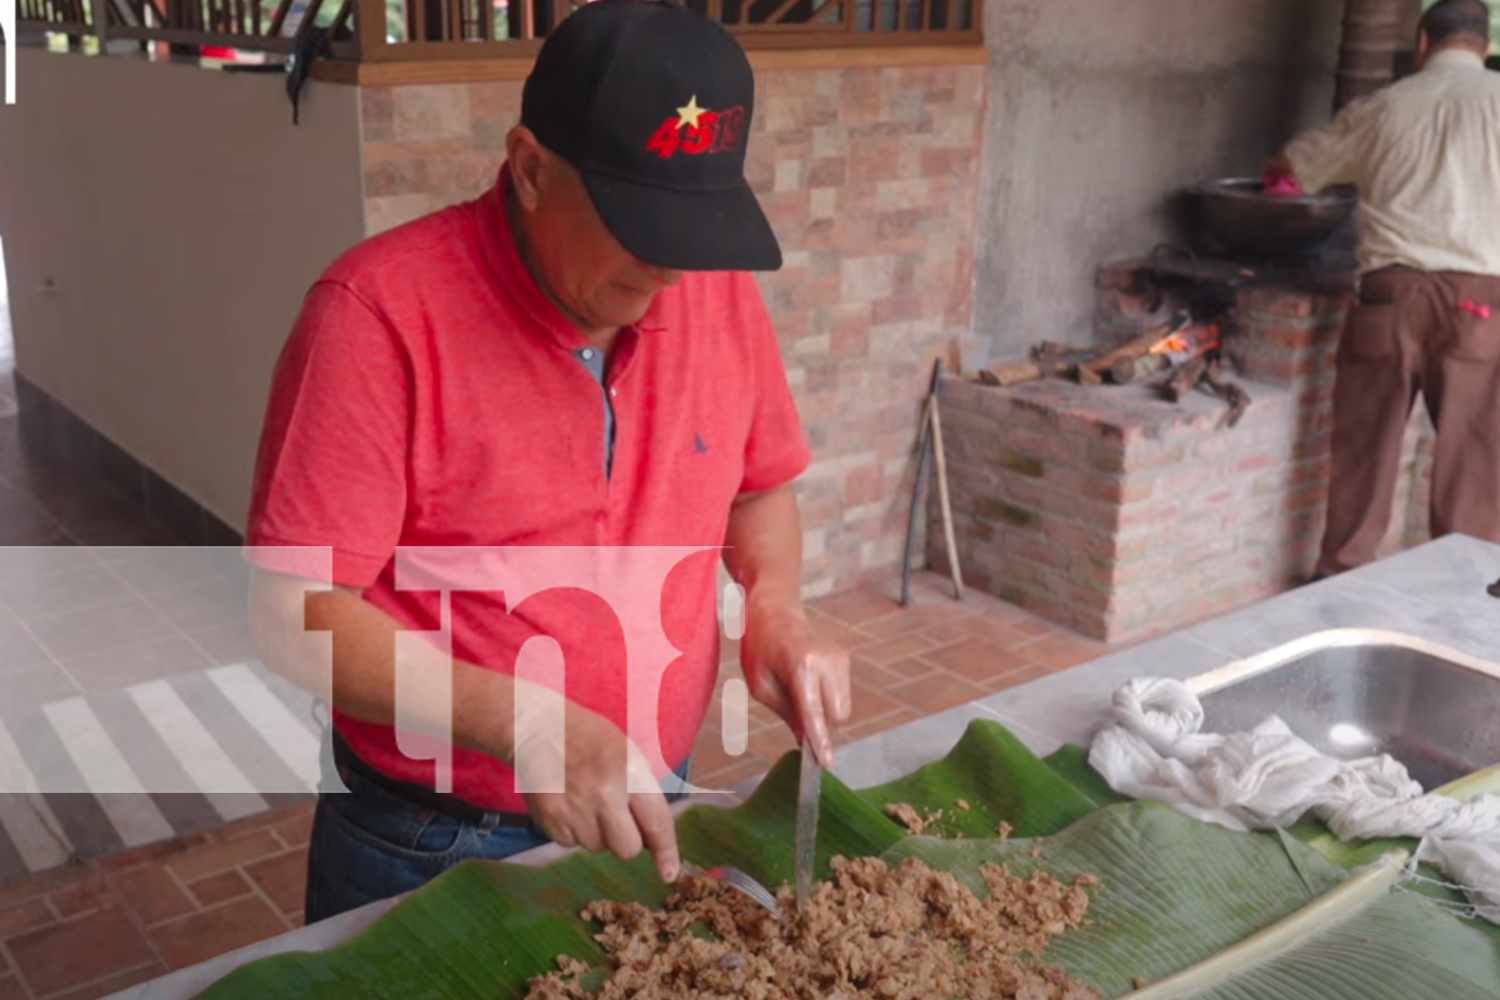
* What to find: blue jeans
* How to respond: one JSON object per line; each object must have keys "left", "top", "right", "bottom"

{"left": 304, "top": 734, "right": 692, "bottom": 924}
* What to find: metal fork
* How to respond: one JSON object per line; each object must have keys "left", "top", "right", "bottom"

{"left": 680, "top": 862, "right": 785, "bottom": 921}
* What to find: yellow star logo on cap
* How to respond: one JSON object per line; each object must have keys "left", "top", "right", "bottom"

{"left": 676, "top": 95, "right": 709, "bottom": 129}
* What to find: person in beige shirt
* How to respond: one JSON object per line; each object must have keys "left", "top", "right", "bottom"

{"left": 1269, "top": 0, "right": 1500, "bottom": 578}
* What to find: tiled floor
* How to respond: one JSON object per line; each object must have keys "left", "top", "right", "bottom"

{"left": 0, "top": 368, "right": 306, "bottom": 893}
{"left": 0, "top": 364, "right": 1130, "bottom": 1000}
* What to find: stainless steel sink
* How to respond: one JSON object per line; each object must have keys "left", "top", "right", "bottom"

{"left": 1188, "top": 630, "right": 1500, "bottom": 791}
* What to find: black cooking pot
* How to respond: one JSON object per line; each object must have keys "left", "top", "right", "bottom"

{"left": 1190, "top": 177, "right": 1359, "bottom": 260}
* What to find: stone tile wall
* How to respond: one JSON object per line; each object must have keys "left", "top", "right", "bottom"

{"left": 356, "top": 62, "right": 986, "bottom": 597}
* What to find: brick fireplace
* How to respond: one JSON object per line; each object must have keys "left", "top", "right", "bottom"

{"left": 935, "top": 256, "right": 1437, "bottom": 643}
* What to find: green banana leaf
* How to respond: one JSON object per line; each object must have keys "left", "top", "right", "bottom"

{"left": 855, "top": 723, "right": 1118, "bottom": 839}
{"left": 887, "top": 803, "right": 1500, "bottom": 999}
{"left": 674, "top": 752, "right": 905, "bottom": 890}
{"left": 673, "top": 719, "right": 1133, "bottom": 887}
{"left": 191, "top": 721, "right": 1500, "bottom": 1000}
{"left": 1039, "top": 743, "right": 1133, "bottom": 811}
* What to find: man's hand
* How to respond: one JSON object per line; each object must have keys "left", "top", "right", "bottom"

{"left": 1263, "top": 150, "right": 1296, "bottom": 179}
{"left": 739, "top": 601, "right": 851, "bottom": 766}
{"left": 512, "top": 690, "right": 681, "bottom": 883}
{"left": 722, "top": 481, "right": 851, "bottom": 766}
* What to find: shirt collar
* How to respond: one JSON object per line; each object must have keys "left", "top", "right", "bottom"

{"left": 475, "top": 163, "right": 586, "bottom": 351}
{"left": 1424, "top": 48, "right": 1487, "bottom": 73}
{"left": 475, "top": 162, "right": 668, "bottom": 348}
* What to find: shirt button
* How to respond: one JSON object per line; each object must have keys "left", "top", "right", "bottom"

{"left": 580, "top": 348, "right": 595, "bottom": 360}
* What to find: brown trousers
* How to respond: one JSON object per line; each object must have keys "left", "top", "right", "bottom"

{"left": 1317, "top": 266, "right": 1500, "bottom": 576}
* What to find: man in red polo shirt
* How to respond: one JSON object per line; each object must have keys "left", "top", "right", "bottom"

{"left": 243, "top": 0, "right": 851, "bottom": 923}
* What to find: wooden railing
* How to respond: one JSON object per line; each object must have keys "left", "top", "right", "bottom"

{"left": 17, "top": 0, "right": 92, "bottom": 39}
{"left": 18, "top": 0, "right": 979, "bottom": 61}
{"left": 363, "top": 0, "right": 978, "bottom": 47}
{"left": 19, "top": 0, "right": 360, "bottom": 57}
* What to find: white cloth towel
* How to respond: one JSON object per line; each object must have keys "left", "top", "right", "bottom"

{"left": 1088, "top": 677, "right": 1500, "bottom": 924}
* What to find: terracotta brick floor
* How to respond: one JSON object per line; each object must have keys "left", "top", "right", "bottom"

{"left": 0, "top": 365, "right": 1130, "bottom": 998}
{"left": 690, "top": 576, "right": 1120, "bottom": 791}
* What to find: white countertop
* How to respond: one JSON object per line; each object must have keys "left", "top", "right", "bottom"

{"left": 109, "top": 533, "right": 1500, "bottom": 1000}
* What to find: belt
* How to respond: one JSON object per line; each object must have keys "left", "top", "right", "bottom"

{"left": 330, "top": 729, "right": 538, "bottom": 831}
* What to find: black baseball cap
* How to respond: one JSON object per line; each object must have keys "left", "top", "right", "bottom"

{"left": 520, "top": 0, "right": 782, "bottom": 272}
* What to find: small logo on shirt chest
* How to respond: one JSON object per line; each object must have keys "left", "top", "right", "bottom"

{"left": 693, "top": 433, "right": 710, "bottom": 454}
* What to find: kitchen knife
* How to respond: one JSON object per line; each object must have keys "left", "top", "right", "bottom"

{"left": 794, "top": 734, "right": 820, "bottom": 918}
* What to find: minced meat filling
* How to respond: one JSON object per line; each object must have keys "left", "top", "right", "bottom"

{"left": 525, "top": 855, "right": 1103, "bottom": 1000}
{"left": 884, "top": 803, "right": 945, "bottom": 835}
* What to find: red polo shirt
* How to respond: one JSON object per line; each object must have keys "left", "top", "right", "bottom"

{"left": 244, "top": 167, "right": 810, "bottom": 812}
